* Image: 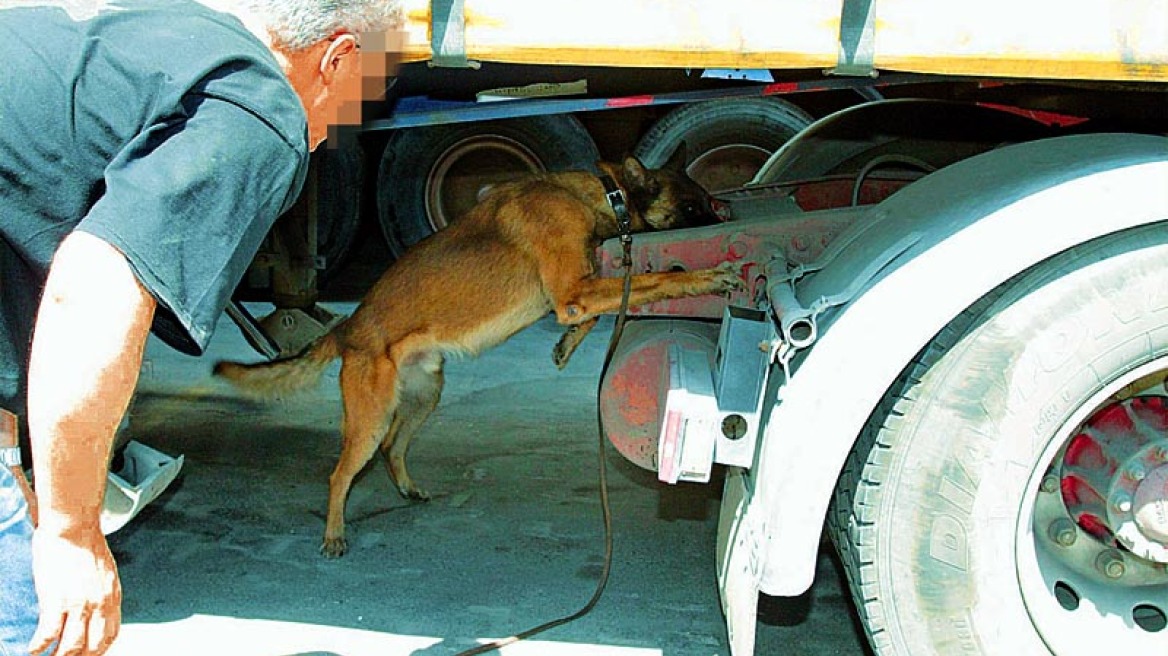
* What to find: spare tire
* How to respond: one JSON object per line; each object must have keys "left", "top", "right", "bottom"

{"left": 377, "top": 115, "right": 600, "bottom": 255}
{"left": 634, "top": 97, "right": 813, "bottom": 193}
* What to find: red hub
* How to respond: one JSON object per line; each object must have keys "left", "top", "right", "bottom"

{"left": 1060, "top": 395, "right": 1168, "bottom": 563}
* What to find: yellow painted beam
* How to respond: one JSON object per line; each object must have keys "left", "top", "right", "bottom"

{"left": 393, "top": 0, "right": 1167, "bottom": 82}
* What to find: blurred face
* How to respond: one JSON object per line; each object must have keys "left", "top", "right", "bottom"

{"left": 310, "top": 33, "right": 361, "bottom": 149}
{"left": 282, "top": 31, "right": 403, "bottom": 150}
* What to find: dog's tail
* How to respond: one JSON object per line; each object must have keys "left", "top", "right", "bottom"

{"left": 213, "top": 331, "right": 342, "bottom": 398}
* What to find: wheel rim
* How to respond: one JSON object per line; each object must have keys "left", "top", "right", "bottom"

{"left": 686, "top": 143, "right": 772, "bottom": 193}
{"left": 424, "top": 135, "right": 543, "bottom": 231}
{"left": 1018, "top": 359, "right": 1168, "bottom": 653}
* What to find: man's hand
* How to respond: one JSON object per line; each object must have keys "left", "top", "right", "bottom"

{"left": 29, "top": 529, "right": 122, "bottom": 655}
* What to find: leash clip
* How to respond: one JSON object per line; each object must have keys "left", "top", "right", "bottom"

{"left": 600, "top": 174, "right": 633, "bottom": 240}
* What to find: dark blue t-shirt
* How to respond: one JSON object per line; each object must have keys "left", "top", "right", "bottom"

{"left": 0, "top": 0, "right": 310, "bottom": 414}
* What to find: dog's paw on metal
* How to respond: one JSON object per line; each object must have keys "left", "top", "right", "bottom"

{"left": 704, "top": 262, "right": 745, "bottom": 294}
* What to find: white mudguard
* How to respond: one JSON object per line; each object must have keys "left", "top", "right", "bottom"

{"left": 717, "top": 134, "right": 1168, "bottom": 649}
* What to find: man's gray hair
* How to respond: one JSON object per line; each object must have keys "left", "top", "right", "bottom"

{"left": 245, "top": 0, "right": 403, "bottom": 50}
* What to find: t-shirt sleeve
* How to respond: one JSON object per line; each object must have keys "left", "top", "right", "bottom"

{"left": 77, "top": 94, "right": 308, "bottom": 355}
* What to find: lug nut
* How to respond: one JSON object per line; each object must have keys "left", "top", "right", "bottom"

{"left": 1095, "top": 549, "right": 1127, "bottom": 579}
{"left": 1114, "top": 491, "right": 1134, "bottom": 513}
{"left": 1128, "top": 462, "right": 1146, "bottom": 481}
{"left": 1048, "top": 518, "right": 1078, "bottom": 547}
{"left": 1041, "top": 475, "right": 1060, "bottom": 494}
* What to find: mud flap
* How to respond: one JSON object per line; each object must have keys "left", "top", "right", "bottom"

{"left": 717, "top": 466, "right": 761, "bottom": 655}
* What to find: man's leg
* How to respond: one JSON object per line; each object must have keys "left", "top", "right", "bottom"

{"left": 2, "top": 225, "right": 44, "bottom": 655}
{"left": 0, "top": 463, "right": 38, "bottom": 656}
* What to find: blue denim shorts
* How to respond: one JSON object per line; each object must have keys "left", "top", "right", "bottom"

{"left": 0, "top": 465, "right": 37, "bottom": 656}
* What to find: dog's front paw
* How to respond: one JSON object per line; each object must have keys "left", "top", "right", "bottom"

{"left": 321, "top": 535, "right": 348, "bottom": 558}
{"left": 552, "top": 346, "right": 570, "bottom": 370}
{"left": 552, "top": 330, "right": 576, "bottom": 369}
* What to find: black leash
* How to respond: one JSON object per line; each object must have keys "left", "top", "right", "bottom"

{"left": 455, "top": 176, "right": 634, "bottom": 655}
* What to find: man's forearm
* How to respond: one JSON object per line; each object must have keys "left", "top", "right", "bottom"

{"left": 27, "top": 231, "right": 156, "bottom": 535}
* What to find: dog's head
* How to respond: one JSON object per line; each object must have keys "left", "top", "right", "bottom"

{"left": 620, "top": 144, "right": 720, "bottom": 231}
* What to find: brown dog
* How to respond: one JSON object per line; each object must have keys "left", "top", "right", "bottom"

{"left": 214, "top": 148, "right": 741, "bottom": 557}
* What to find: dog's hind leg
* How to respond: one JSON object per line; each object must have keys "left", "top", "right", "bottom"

{"left": 378, "top": 351, "right": 444, "bottom": 501}
{"left": 322, "top": 353, "right": 400, "bottom": 558}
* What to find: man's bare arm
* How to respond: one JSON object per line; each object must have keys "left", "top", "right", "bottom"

{"left": 26, "top": 231, "right": 156, "bottom": 656}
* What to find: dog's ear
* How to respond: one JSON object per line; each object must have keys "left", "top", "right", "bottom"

{"left": 664, "top": 142, "right": 689, "bottom": 174}
{"left": 622, "top": 156, "right": 659, "bottom": 194}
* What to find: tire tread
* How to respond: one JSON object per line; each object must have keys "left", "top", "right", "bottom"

{"left": 828, "top": 314, "right": 987, "bottom": 655}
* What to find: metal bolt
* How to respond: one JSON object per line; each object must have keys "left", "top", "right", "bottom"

{"left": 1128, "top": 462, "right": 1146, "bottom": 481}
{"left": 721, "top": 414, "right": 748, "bottom": 441}
{"left": 1095, "top": 549, "right": 1127, "bottom": 579}
{"left": 1048, "top": 518, "right": 1078, "bottom": 547}
{"left": 1040, "top": 475, "right": 1060, "bottom": 494}
{"left": 1117, "top": 497, "right": 1133, "bottom": 513}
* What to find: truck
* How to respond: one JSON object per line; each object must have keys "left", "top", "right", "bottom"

{"left": 228, "top": 1, "right": 1168, "bottom": 654}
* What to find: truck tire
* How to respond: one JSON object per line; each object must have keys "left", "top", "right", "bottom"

{"left": 376, "top": 115, "right": 600, "bottom": 255}
{"left": 279, "top": 141, "right": 363, "bottom": 282}
{"left": 829, "top": 224, "right": 1168, "bottom": 655}
{"left": 633, "top": 97, "right": 813, "bottom": 192}
{"left": 313, "top": 142, "right": 363, "bottom": 281}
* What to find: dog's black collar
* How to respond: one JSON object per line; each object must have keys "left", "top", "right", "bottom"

{"left": 599, "top": 174, "right": 633, "bottom": 244}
